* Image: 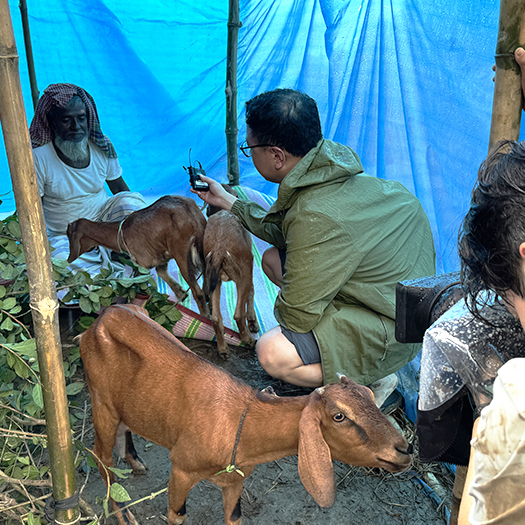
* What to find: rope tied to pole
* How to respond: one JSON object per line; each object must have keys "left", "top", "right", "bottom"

{"left": 44, "top": 491, "right": 80, "bottom": 524}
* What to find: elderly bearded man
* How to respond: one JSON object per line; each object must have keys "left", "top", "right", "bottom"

{"left": 29, "top": 83, "right": 145, "bottom": 275}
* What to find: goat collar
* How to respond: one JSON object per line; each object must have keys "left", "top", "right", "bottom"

{"left": 117, "top": 218, "right": 133, "bottom": 259}
{"left": 214, "top": 407, "right": 248, "bottom": 477}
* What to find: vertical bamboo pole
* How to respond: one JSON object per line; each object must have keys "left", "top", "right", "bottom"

{"left": 226, "top": 0, "right": 241, "bottom": 185}
{"left": 19, "top": 0, "right": 39, "bottom": 110}
{"left": 488, "top": 0, "right": 525, "bottom": 150}
{"left": 0, "top": 2, "right": 79, "bottom": 523}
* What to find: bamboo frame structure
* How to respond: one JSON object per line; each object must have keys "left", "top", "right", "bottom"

{"left": 226, "top": 0, "right": 241, "bottom": 185}
{"left": 488, "top": 0, "right": 525, "bottom": 150}
{"left": 19, "top": 0, "right": 39, "bottom": 109}
{"left": 0, "top": 2, "right": 79, "bottom": 523}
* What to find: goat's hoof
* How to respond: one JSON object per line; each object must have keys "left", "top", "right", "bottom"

{"left": 217, "top": 347, "right": 230, "bottom": 359}
{"left": 261, "top": 385, "right": 278, "bottom": 397}
{"left": 248, "top": 321, "right": 260, "bottom": 333}
{"left": 128, "top": 455, "right": 148, "bottom": 474}
{"left": 169, "top": 507, "right": 187, "bottom": 524}
{"left": 240, "top": 337, "right": 256, "bottom": 350}
{"left": 132, "top": 464, "right": 148, "bottom": 475}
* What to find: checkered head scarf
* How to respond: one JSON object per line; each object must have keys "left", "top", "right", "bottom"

{"left": 29, "top": 83, "right": 117, "bottom": 158}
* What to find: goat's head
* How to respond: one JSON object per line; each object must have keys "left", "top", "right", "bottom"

{"left": 297, "top": 375, "right": 411, "bottom": 508}
{"left": 66, "top": 219, "right": 98, "bottom": 263}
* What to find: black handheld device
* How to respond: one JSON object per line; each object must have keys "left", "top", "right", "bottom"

{"left": 184, "top": 150, "right": 209, "bottom": 191}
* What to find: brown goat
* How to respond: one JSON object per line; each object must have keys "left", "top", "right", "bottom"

{"left": 80, "top": 304, "right": 412, "bottom": 525}
{"left": 204, "top": 209, "right": 259, "bottom": 356}
{"left": 66, "top": 195, "right": 208, "bottom": 316}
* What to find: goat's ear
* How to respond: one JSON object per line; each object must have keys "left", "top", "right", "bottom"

{"left": 67, "top": 223, "right": 95, "bottom": 262}
{"left": 66, "top": 223, "right": 81, "bottom": 263}
{"left": 298, "top": 394, "right": 336, "bottom": 508}
{"left": 336, "top": 372, "right": 351, "bottom": 386}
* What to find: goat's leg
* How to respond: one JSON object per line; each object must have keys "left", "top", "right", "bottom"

{"left": 156, "top": 263, "right": 189, "bottom": 301}
{"left": 171, "top": 252, "right": 209, "bottom": 317}
{"left": 166, "top": 468, "right": 198, "bottom": 525}
{"left": 234, "top": 280, "right": 256, "bottom": 349}
{"left": 182, "top": 270, "right": 209, "bottom": 317}
{"left": 246, "top": 283, "right": 259, "bottom": 334}
{"left": 210, "top": 285, "right": 229, "bottom": 356}
{"left": 221, "top": 480, "right": 244, "bottom": 525}
{"left": 116, "top": 424, "right": 147, "bottom": 474}
{"left": 92, "top": 415, "right": 139, "bottom": 525}
{"left": 124, "top": 430, "right": 148, "bottom": 473}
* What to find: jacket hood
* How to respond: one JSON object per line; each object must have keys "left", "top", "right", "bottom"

{"left": 274, "top": 139, "right": 364, "bottom": 211}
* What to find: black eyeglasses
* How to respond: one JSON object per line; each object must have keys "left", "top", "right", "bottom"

{"left": 239, "top": 140, "right": 274, "bottom": 158}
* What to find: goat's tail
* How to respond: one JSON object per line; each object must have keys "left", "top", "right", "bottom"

{"left": 187, "top": 236, "right": 205, "bottom": 278}
{"left": 204, "top": 252, "right": 223, "bottom": 297}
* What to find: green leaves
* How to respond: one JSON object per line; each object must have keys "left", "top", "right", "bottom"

{"left": 6, "top": 219, "right": 21, "bottom": 239}
{"left": 27, "top": 511, "right": 42, "bottom": 525}
{"left": 110, "top": 482, "right": 131, "bottom": 503}
{"left": 108, "top": 466, "right": 133, "bottom": 479}
{"left": 32, "top": 384, "right": 43, "bottom": 408}
{"left": 66, "top": 382, "right": 84, "bottom": 396}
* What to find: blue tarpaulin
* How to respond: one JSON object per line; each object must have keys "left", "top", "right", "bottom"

{"left": 0, "top": 0, "right": 519, "bottom": 274}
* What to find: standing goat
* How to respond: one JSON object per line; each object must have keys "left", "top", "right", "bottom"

{"left": 80, "top": 304, "right": 412, "bottom": 525}
{"left": 204, "top": 207, "right": 259, "bottom": 356}
{"left": 66, "top": 195, "right": 208, "bottom": 316}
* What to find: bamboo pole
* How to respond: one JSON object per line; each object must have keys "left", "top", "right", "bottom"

{"left": 226, "top": 0, "right": 241, "bottom": 185}
{"left": 488, "top": 0, "right": 525, "bottom": 150}
{"left": 19, "top": 0, "right": 39, "bottom": 110}
{"left": 0, "top": 2, "right": 79, "bottom": 524}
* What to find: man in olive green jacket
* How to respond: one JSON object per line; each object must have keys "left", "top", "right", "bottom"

{"left": 193, "top": 89, "right": 435, "bottom": 393}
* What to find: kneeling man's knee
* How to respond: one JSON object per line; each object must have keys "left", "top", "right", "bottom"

{"left": 256, "top": 337, "right": 276, "bottom": 374}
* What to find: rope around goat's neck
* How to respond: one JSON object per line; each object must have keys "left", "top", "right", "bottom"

{"left": 214, "top": 407, "right": 248, "bottom": 477}
{"left": 116, "top": 217, "right": 133, "bottom": 257}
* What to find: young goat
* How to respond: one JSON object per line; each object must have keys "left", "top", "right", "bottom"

{"left": 66, "top": 195, "right": 208, "bottom": 316}
{"left": 80, "top": 304, "right": 412, "bottom": 525}
{"left": 204, "top": 207, "right": 259, "bottom": 356}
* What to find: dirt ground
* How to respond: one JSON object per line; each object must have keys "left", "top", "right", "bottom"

{"left": 74, "top": 337, "right": 454, "bottom": 525}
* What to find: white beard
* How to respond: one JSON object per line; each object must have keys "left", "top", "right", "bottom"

{"left": 54, "top": 136, "right": 90, "bottom": 163}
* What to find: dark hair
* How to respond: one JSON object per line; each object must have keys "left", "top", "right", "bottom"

{"left": 245, "top": 89, "right": 323, "bottom": 157}
{"left": 459, "top": 140, "right": 525, "bottom": 318}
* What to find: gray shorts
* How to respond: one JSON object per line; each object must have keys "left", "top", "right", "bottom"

{"left": 280, "top": 326, "right": 321, "bottom": 365}
{"left": 278, "top": 248, "right": 287, "bottom": 276}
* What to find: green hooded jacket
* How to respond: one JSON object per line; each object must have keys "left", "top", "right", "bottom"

{"left": 231, "top": 139, "right": 436, "bottom": 385}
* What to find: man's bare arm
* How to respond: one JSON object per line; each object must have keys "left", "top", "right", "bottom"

{"left": 107, "top": 176, "right": 130, "bottom": 194}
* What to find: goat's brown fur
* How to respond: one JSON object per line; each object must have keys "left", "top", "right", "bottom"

{"left": 80, "top": 305, "right": 412, "bottom": 525}
{"left": 204, "top": 209, "right": 259, "bottom": 356}
{"left": 67, "top": 195, "right": 208, "bottom": 316}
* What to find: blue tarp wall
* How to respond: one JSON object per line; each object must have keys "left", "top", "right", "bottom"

{"left": 1, "top": 0, "right": 520, "bottom": 273}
